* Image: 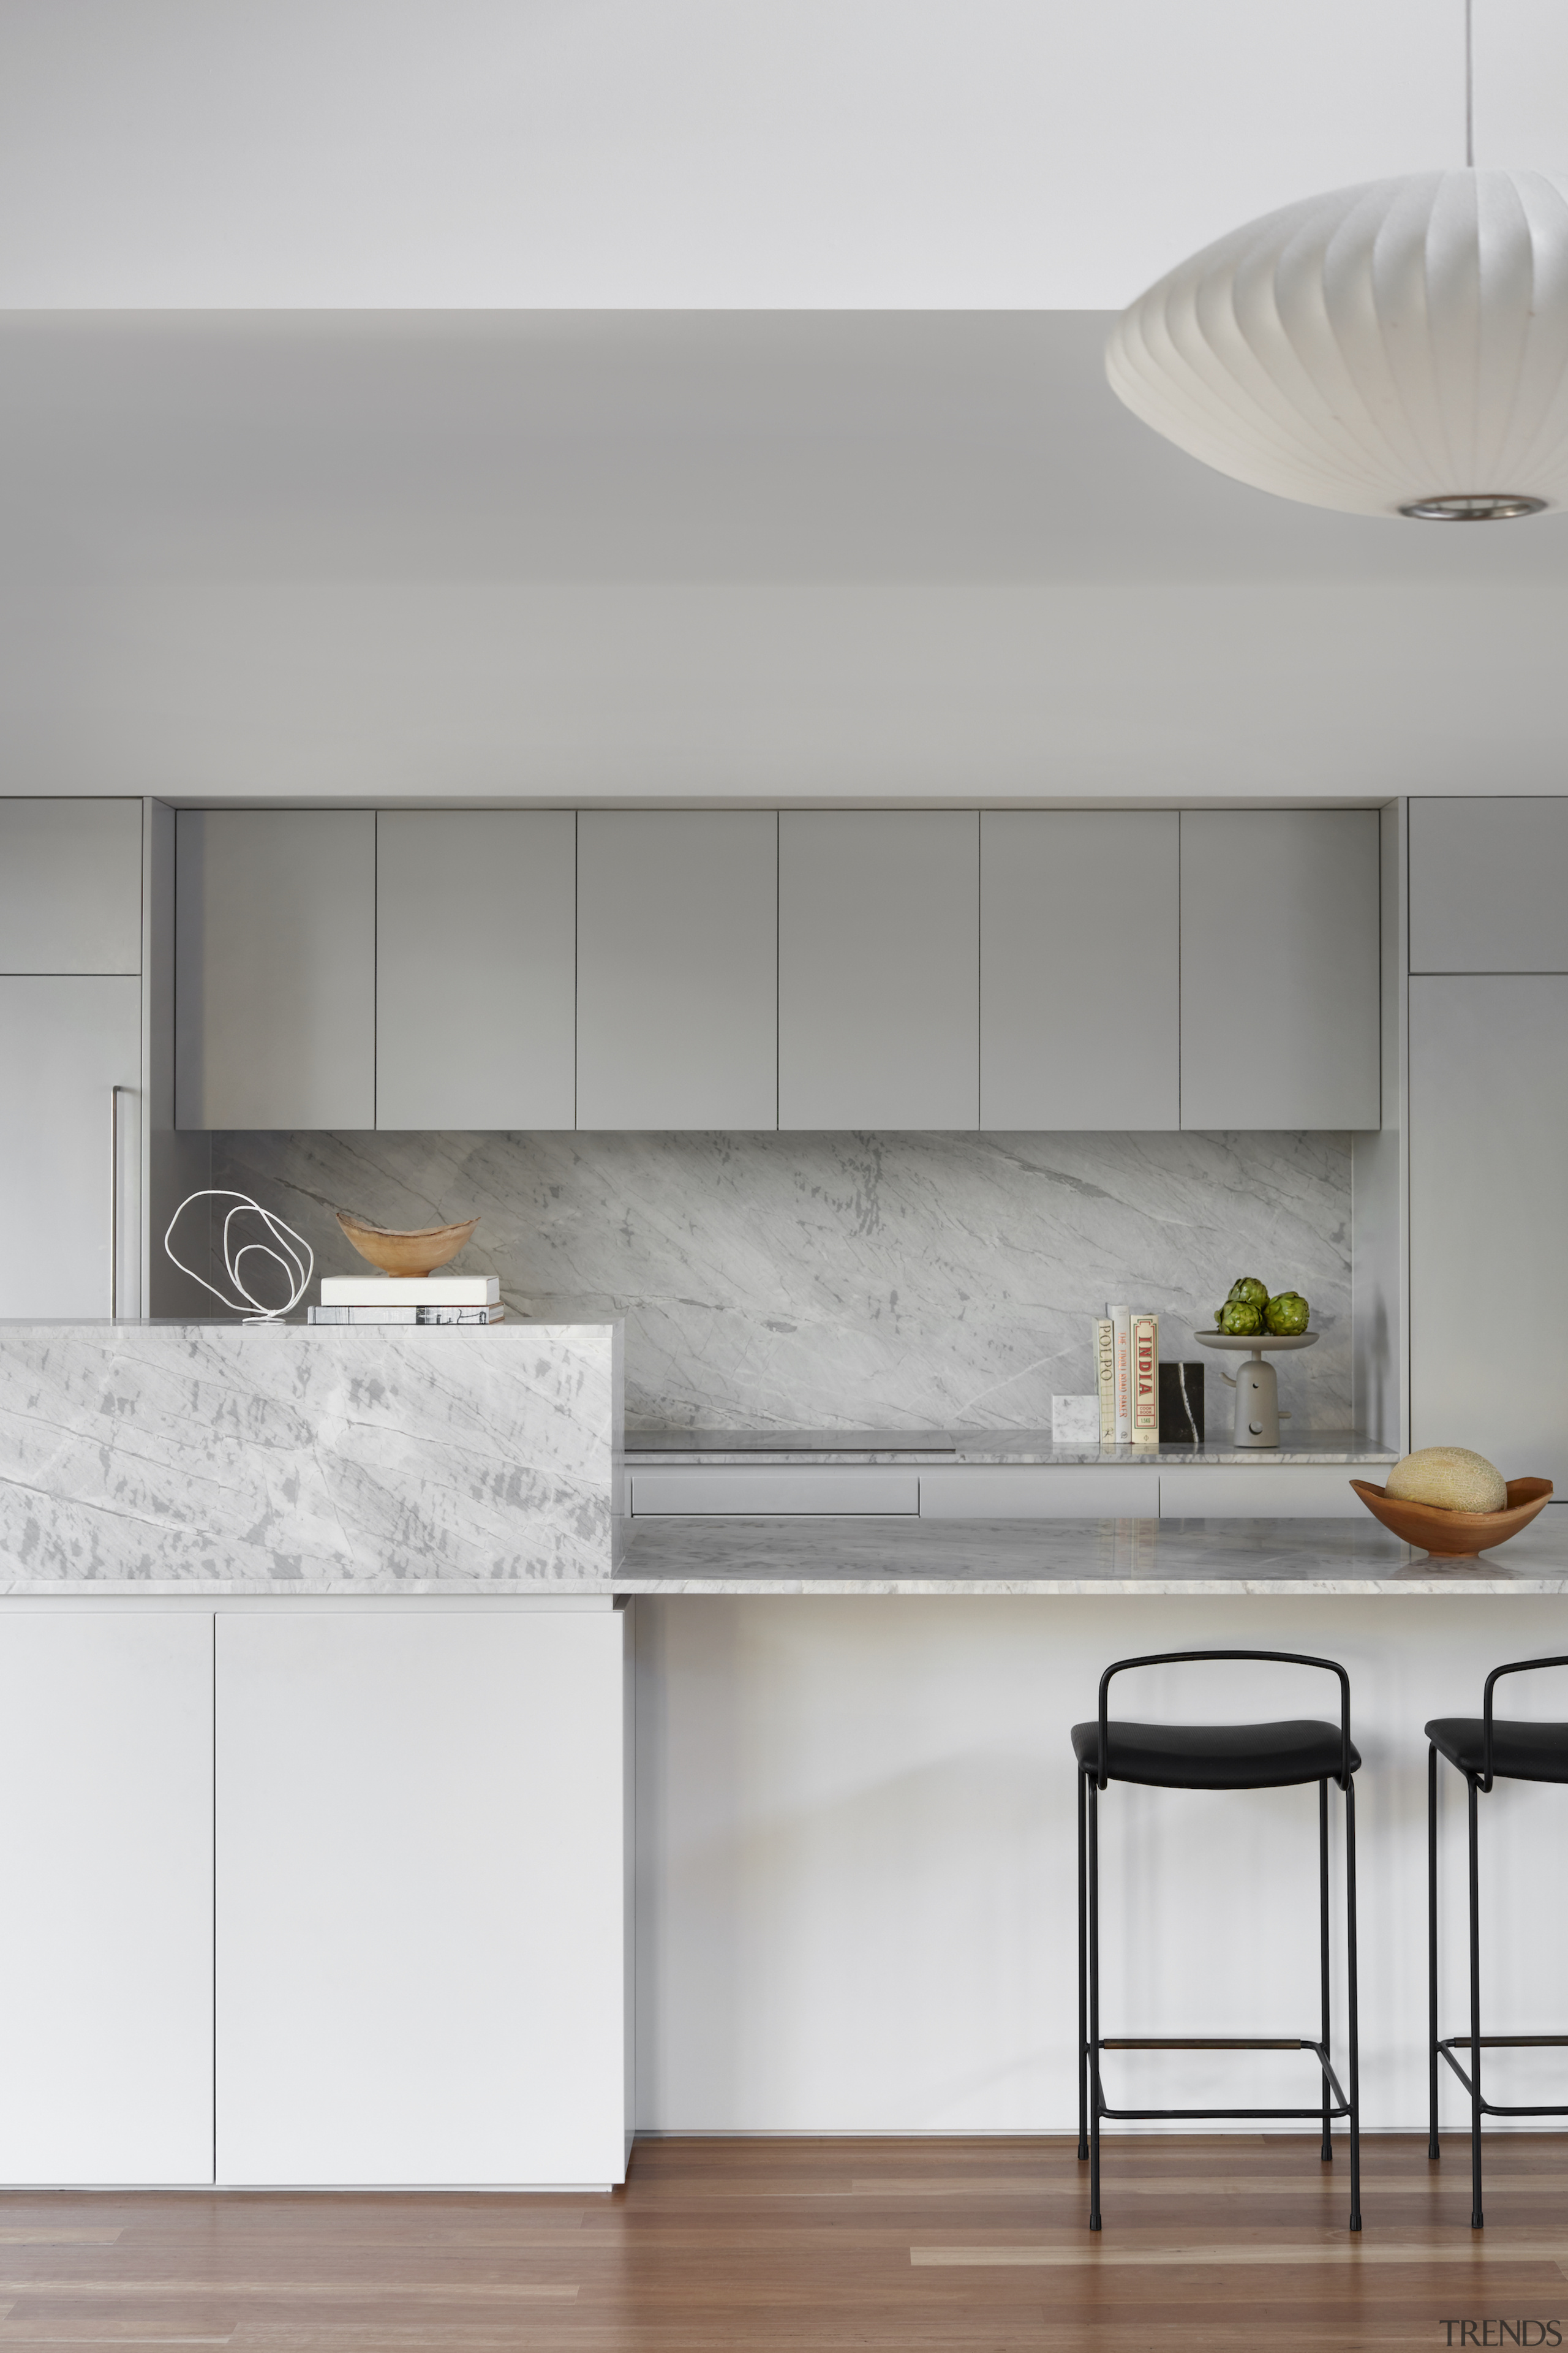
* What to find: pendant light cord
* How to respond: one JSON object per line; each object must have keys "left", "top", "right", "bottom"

{"left": 1466, "top": 0, "right": 1474, "bottom": 165}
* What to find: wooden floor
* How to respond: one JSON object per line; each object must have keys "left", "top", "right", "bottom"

{"left": 1, "top": 2134, "right": 1567, "bottom": 2348}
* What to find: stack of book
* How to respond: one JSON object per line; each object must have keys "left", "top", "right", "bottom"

{"left": 1094, "top": 1304, "right": 1159, "bottom": 1449}
{"left": 307, "top": 1274, "right": 504, "bottom": 1327}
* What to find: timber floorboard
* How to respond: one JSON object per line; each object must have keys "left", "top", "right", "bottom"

{"left": 0, "top": 2134, "right": 1566, "bottom": 2348}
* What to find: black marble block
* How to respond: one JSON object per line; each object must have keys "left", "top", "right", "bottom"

{"left": 1159, "top": 1361, "right": 1204, "bottom": 1444}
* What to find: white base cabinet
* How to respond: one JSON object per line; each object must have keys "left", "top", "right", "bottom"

{"left": 0, "top": 1614, "right": 213, "bottom": 2185}
{"left": 216, "top": 1609, "right": 630, "bottom": 2188}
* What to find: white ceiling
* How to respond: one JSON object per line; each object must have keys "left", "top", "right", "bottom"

{"left": 0, "top": 0, "right": 1563, "bottom": 309}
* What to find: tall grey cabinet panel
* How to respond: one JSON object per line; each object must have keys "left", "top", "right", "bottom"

{"left": 0, "top": 976, "right": 141, "bottom": 1316}
{"left": 377, "top": 812, "right": 575, "bottom": 1129}
{"left": 176, "top": 811, "right": 375, "bottom": 1130}
{"left": 0, "top": 800, "right": 142, "bottom": 975}
{"left": 576, "top": 812, "right": 777, "bottom": 1129}
{"left": 1410, "top": 796, "right": 1568, "bottom": 972}
{"left": 1179, "top": 810, "right": 1381, "bottom": 1130}
{"left": 980, "top": 812, "right": 1179, "bottom": 1128}
{"left": 778, "top": 813, "right": 979, "bottom": 1130}
{"left": 1409, "top": 975, "right": 1568, "bottom": 1487}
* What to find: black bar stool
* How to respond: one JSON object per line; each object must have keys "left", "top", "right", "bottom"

{"left": 1074, "top": 1647, "right": 1362, "bottom": 2232}
{"left": 1427, "top": 1653, "right": 1568, "bottom": 2228}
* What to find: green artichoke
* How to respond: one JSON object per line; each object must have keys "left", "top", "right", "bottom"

{"left": 1219, "top": 1299, "right": 1264, "bottom": 1335}
{"left": 1265, "top": 1290, "right": 1310, "bottom": 1335}
{"left": 1226, "top": 1275, "right": 1270, "bottom": 1310}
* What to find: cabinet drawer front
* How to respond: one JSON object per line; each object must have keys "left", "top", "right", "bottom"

{"left": 1160, "top": 1468, "right": 1366, "bottom": 1517}
{"left": 918, "top": 1467, "right": 1155, "bottom": 1517}
{"left": 630, "top": 1467, "right": 919, "bottom": 1515}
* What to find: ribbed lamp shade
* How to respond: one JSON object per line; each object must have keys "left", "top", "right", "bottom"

{"left": 1106, "top": 168, "right": 1568, "bottom": 518}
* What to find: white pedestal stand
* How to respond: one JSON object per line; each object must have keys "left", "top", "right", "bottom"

{"left": 1195, "top": 1330, "right": 1318, "bottom": 1448}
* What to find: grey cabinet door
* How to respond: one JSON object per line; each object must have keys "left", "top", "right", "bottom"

{"left": 576, "top": 812, "right": 777, "bottom": 1129}
{"left": 779, "top": 813, "right": 979, "bottom": 1129}
{"left": 1180, "top": 810, "right": 1381, "bottom": 1130}
{"left": 175, "top": 811, "right": 375, "bottom": 1130}
{"left": 0, "top": 800, "right": 142, "bottom": 975}
{"left": 1411, "top": 797, "right": 1568, "bottom": 972}
{"left": 1410, "top": 975, "right": 1568, "bottom": 1488}
{"left": 0, "top": 976, "right": 140, "bottom": 1316}
{"left": 980, "top": 812, "right": 1178, "bottom": 1128}
{"left": 377, "top": 812, "right": 575, "bottom": 1130}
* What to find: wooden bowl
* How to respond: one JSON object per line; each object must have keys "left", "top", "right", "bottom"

{"left": 1349, "top": 1476, "right": 1555, "bottom": 1558}
{"left": 335, "top": 1210, "right": 480, "bottom": 1278}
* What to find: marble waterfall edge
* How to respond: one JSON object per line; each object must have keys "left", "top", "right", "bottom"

{"left": 0, "top": 1322, "right": 623, "bottom": 1590}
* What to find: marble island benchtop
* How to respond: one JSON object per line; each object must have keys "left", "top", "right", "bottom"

{"left": 625, "top": 1430, "right": 1396, "bottom": 1467}
{"left": 612, "top": 1513, "right": 1568, "bottom": 1597}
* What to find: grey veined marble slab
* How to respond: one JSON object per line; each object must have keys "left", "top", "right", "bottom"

{"left": 624, "top": 1429, "right": 1395, "bottom": 1467}
{"left": 0, "top": 1321, "right": 622, "bottom": 1591}
{"left": 615, "top": 1513, "right": 1568, "bottom": 1596}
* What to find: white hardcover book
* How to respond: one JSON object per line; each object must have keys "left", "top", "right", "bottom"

{"left": 1130, "top": 1313, "right": 1159, "bottom": 1449}
{"left": 308, "top": 1304, "right": 505, "bottom": 1326}
{"left": 1109, "top": 1304, "right": 1132, "bottom": 1446}
{"left": 318, "top": 1274, "right": 500, "bottom": 1306}
{"left": 1094, "top": 1317, "right": 1117, "bottom": 1449}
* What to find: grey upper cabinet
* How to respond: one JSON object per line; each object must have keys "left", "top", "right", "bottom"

{"left": 1179, "top": 810, "right": 1381, "bottom": 1130}
{"left": 1409, "top": 975, "right": 1568, "bottom": 1486}
{"left": 0, "top": 801, "right": 141, "bottom": 975}
{"left": 576, "top": 813, "right": 777, "bottom": 1129}
{"left": 779, "top": 814, "right": 979, "bottom": 1130}
{"left": 376, "top": 812, "right": 575, "bottom": 1130}
{"left": 176, "top": 811, "right": 375, "bottom": 1130}
{"left": 1411, "top": 796, "right": 1568, "bottom": 972}
{"left": 980, "top": 812, "right": 1179, "bottom": 1128}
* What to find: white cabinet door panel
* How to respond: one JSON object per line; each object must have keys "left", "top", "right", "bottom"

{"left": 918, "top": 1466, "right": 1155, "bottom": 1516}
{"left": 376, "top": 811, "right": 575, "bottom": 1128}
{"left": 0, "top": 1613, "right": 213, "bottom": 2185}
{"left": 0, "top": 799, "right": 142, "bottom": 975}
{"left": 1411, "top": 797, "right": 1568, "bottom": 973}
{"left": 217, "top": 1611, "right": 627, "bottom": 2186}
{"left": 981, "top": 812, "right": 1179, "bottom": 1128}
{"left": 578, "top": 812, "right": 777, "bottom": 1128}
{"left": 1159, "top": 1468, "right": 1366, "bottom": 1516}
{"left": 632, "top": 1467, "right": 918, "bottom": 1514}
{"left": 176, "top": 809, "right": 375, "bottom": 1129}
{"left": 0, "top": 976, "right": 140, "bottom": 1317}
{"left": 1180, "top": 810, "right": 1381, "bottom": 1130}
{"left": 779, "top": 813, "right": 979, "bottom": 1129}
{"left": 1410, "top": 975, "right": 1568, "bottom": 1489}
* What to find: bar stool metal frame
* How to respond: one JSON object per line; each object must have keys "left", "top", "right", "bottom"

{"left": 1428, "top": 1653, "right": 1568, "bottom": 2230}
{"left": 1077, "top": 1648, "right": 1362, "bottom": 2233}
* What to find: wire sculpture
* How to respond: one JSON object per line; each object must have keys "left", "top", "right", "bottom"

{"left": 164, "top": 1189, "right": 314, "bottom": 1322}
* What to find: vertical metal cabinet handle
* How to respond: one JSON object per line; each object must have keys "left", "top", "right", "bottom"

{"left": 108, "top": 1084, "right": 123, "bottom": 1321}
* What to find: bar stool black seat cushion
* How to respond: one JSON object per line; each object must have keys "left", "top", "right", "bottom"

{"left": 1426, "top": 1717, "right": 1568, "bottom": 1784}
{"left": 1072, "top": 1718, "right": 1360, "bottom": 1791}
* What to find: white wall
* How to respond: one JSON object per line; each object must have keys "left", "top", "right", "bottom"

{"left": 0, "top": 0, "right": 1554, "bottom": 308}
{"left": 635, "top": 1595, "right": 1568, "bottom": 2136}
{"left": 9, "top": 580, "right": 1568, "bottom": 804}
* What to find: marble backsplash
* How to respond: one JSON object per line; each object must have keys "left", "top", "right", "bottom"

{"left": 214, "top": 1130, "right": 1354, "bottom": 1434}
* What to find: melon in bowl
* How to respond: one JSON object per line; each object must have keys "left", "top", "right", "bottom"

{"left": 1384, "top": 1447, "right": 1507, "bottom": 1514}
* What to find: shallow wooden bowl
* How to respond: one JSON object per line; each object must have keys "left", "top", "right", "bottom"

{"left": 335, "top": 1210, "right": 480, "bottom": 1278}
{"left": 1349, "top": 1476, "right": 1554, "bottom": 1558}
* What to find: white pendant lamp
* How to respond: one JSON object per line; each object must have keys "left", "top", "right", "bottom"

{"left": 1106, "top": 18, "right": 1568, "bottom": 519}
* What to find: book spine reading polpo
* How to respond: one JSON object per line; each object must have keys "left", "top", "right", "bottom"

{"left": 1095, "top": 1317, "right": 1117, "bottom": 1448}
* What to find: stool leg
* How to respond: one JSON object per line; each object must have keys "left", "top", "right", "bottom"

{"left": 1319, "top": 1776, "right": 1332, "bottom": 2162}
{"left": 1077, "top": 1764, "right": 1088, "bottom": 2162}
{"left": 1344, "top": 1774, "right": 1362, "bottom": 2233}
{"left": 1088, "top": 1773, "right": 1102, "bottom": 2232}
{"left": 1428, "top": 1742, "right": 1441, "bottom": 2161}
{"left": 1468, "top": 1773, "right": 1483, "bottom": 2230}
